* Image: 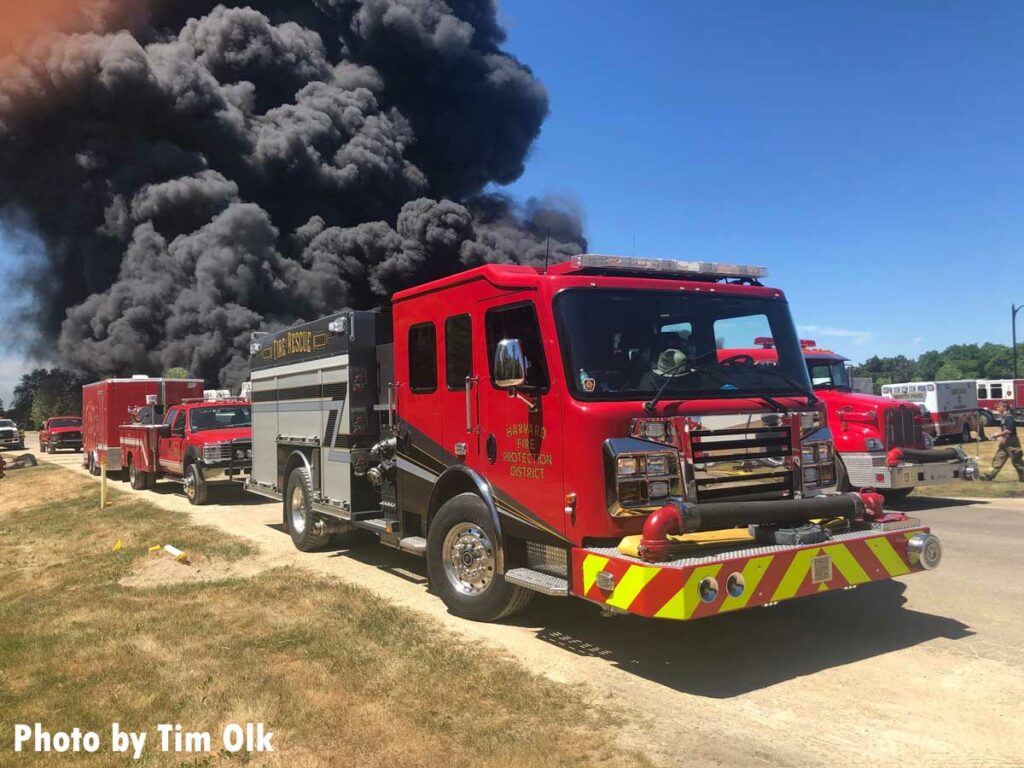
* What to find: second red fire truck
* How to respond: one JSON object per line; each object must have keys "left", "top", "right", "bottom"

{"left": 245, "top": 255, "right": 943, "bottom": 623}
{"left": 740, "top": 340, "right": 977, "bottom": 500}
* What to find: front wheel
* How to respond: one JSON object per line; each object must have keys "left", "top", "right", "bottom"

{"left": 880, "top": 487, "right": 913, "bottom": 503}
{"left": 184, "top": 463, "right": 208, "bottom": 505}
{"left": 834, "top": 456, "right": 853, "bottom": 493}
{"left": 426, "top": 493, "right": 532, "bottom": 622}
{"left": 284, "top": 466, "right": 330, "bottom": 551}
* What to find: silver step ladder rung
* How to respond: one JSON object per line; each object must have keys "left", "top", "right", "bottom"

{"left": 504, "top": 567, "right": 569, "bottom": 597}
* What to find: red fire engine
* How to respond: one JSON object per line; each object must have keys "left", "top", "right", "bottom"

{"left": 976, "top": 379, "right": 1024, "bottom": 426}
{"left": 246, "top": 255, "right": 943, "bottom": 622}
{"left": 119, "top": 397, "right": 252, "bottom": 505}
{"left": 741, "top": 340, "right": 977, "bottom": 500}
{"left": 82, "top": 377, "right": 205, "bottom": 475}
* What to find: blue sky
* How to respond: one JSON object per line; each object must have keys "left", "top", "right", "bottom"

{"left": 2, "top": 1, "right": 1023, "bottom": 403}
{"left": 499, "top": 0, "right": 1024, "bottom": 356}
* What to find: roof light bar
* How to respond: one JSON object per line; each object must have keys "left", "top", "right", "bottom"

{"left": 570, "top": 254, "right": 767, "bottom": 280}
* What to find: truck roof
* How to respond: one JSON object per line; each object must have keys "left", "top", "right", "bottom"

{"left": 391, "top": 256, "right": 785, "bottom": 303}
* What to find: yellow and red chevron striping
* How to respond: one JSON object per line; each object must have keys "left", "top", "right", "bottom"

{"left": 571, "top": 527, "right": 928, "bottom": 620}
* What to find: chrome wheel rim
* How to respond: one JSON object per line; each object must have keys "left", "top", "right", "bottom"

{"left": 442, "top": 523, "right": 494, "bottom": 596}
{"left": 184, "top": 468, "right": 196, "bottom": 499}
{"left": 290, "top": 485, "right": 306, "bottom": 534}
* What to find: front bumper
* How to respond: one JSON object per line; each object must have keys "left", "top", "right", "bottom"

{"left": 48, "top": 436, "right": 83, "bottom": 449}
{"left": 842, "top": 451, "right": 976, "bottom": 489}
{"left": 0, "top": 435, "right": 22, "bottom": 449}
{"left": 573, "top": 524, "right": 934, "bottom": 620}
{"left": 201, "top": 463, "right": 252, "bottom": 484}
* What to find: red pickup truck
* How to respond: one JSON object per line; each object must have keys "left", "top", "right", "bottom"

{"left": 119, "top": 399, "right": 252, "bottom": 505}
{"left": 39, "top": 416, "right": 83, "bottom": 453}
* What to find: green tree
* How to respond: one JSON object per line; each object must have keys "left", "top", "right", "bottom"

{"left": 164, "top": 367, "right": 190, "bottom": 379}
{"left": 935, "top": 361, "right": 966, "bottom": 381}
{"left": 10, "top": 368, "right": 87, "bottom": 429}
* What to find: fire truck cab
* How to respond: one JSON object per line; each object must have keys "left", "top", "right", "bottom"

{"left": 740, "top": 340, "right": 977, "bottom": 500}
{"left": 119, "top": 397, "right": 252, "bottom": 505}
{"left": 247, "top": 255, "right": 942, "bottom": 623}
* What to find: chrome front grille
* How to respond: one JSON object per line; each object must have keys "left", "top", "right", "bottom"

{"left": 885, "top": 407, "right": 921, "bottom": 448}
{"left": 203, "top": 443, "right": 233, "bottom": 462}
{"left": 685, "top": 413, "right": 794, "bottom": 502}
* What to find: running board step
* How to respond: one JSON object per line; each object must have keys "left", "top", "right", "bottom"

{"left": 356, "top": 518, "right": 398, "bottom": 535}
{"left": 398, "top": 536, "right": 426, "bottom": 555}
{"left": 504, "top": 567, "right": 569, "bottom": 597}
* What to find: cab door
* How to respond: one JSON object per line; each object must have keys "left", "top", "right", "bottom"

{"left": 159, "top": 407, "right": 186, "bottom": 476}
{"left": 476, "top": 295, "right": 566, "bottom": 540}
{"left": 439, "top": 284, "right": 483, "bottom": 466}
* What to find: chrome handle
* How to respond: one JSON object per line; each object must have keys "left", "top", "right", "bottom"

{"left": 465, "top": 376, "right": 478, "bottom": 433}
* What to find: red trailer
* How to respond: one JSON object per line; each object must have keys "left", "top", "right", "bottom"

{"left": 82, "top": 377, "right": 204, "bottom": 475}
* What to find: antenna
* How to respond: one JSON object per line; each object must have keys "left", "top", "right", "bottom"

{"left": 543, "top": 228, "right": 551, "bottom": 272}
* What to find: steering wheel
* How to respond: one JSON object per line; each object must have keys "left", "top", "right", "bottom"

{"left": 719, "top": 353, "right": 755, "bottom": 366}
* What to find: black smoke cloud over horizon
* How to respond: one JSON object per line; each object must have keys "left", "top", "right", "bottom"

{"left": 0, "top": 0, "right": 585, "bottom": 386}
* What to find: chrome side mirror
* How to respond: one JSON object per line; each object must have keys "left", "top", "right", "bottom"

{"left": 494, "top": 339, "right": 527, "bottom": 389}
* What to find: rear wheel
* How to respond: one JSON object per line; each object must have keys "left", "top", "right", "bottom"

{"left": 284, "top": 466, "right": 330, "bottom": 551}
{"left": 426, "top": 493, "right": 532, "bottom": 622}
{"left": 129, "top": 457, "right": 150, "bottom": 490}
{"left": 184, "top": 463, "right": 208, "bottom": 505}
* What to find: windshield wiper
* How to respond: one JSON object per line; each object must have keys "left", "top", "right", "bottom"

{"left": 756, "top": 366, "right": 818, "bottom": 405}
{"left": 643, "top": 361, "right": 694, "bottom": 413}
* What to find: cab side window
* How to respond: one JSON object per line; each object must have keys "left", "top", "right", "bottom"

{"left": 408, "top": 322, "right": 438, "bottom": 393}
{"left": 485, "top": 302, "right": 548, "bottom": 390}
{"left": 163, "top": 407, "right": 178, "bottom": 427}
{"left": 445, "top": 314, "right": 473, "bottom": 390}
{"left": 173, "top": 410, "right": 186, "bottom": 432}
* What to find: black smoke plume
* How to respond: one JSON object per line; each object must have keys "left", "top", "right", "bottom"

{"left": 0, "top": 0, "right": 585, "bottom": 386}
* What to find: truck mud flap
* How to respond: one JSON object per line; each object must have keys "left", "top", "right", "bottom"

{"left": 572, "top": 526, "right": 931, "bottom": 621}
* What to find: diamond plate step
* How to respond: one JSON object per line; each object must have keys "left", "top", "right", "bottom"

{"left": 504, "top": 567, "right": 568, "bottom": 597}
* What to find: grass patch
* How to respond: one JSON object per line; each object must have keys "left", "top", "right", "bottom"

{"left": 0, "top": 464, "right": 649, "bottom": 767}
{"left": 913, "top": 439, "right": 1024, "bottom": 499}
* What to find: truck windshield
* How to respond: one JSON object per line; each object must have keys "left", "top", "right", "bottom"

{"left": 0, "top": 420, "right": 13, "bottom": 428}
{"left": 806, "top": 359, "right": 851, "bottom": 390}
{"left": 554, "top": 289, "right": 812, "bottom": 401}
{"left": 50, "top": 418, "right": 82, "bottom": 428}
{"left": 189, "top": 405, "right": 251, "bottom": 432}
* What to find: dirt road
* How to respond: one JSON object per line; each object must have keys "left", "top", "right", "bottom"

{"left": 30, "top": 444, "right": 1024, "bottom": 767}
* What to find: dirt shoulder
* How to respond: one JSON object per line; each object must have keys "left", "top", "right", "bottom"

{"left": 0, "top": 463, "right": 652, "bottom": 768}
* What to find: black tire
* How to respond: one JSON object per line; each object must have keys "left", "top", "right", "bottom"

{"left": 184, "top": 463, "right": 208, "bottom": 505}
{"left": 980, "top": 410, "right": 994, "bottom": 428}
{"left": 426, "top": 493, "right": 533, "bottom": 622}
{"left": 284, "top": 466, "right": 330, "bottom": 551}
{"left": 880, "top": 487, "right": 913, "bottom": 503}
{"left": 129, "top": 457, "right": 149, "bottom": 491}
{"left": 835, "top": 456, "right": 853, "bottom": 493}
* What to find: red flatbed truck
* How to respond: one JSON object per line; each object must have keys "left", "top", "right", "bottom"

{"left": 246, "top": 255, "right": 943, "bottom": 623}
{"left": 82, "top": 376, "right": 204, "bottom": 476}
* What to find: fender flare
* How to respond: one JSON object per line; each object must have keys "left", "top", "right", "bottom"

{"left": 428, "top": 464, "right": 505, "bottom": 575}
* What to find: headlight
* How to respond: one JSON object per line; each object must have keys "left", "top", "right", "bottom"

{"left": 801, "top": 447, "right": 816, "bottom": 464}
{"left": 865, "top": 438, "right": 885, "bottom": 451}
{"left": 803, "top": 466, "right": 820, "bottom": 485}
{"left": 617, "top": 457, "right": 639, "bottom": 476}
{"left": 645, "top": 455, "right": 671, "bottom": 476}
{"left": 246, "top": 448, "right": 252, "bottom": 459}
{"left": 605, "top": 440, "right": 682, "bottom": 516}
{"left": 203, "top": 443, "right": 227, "bottom": 462}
